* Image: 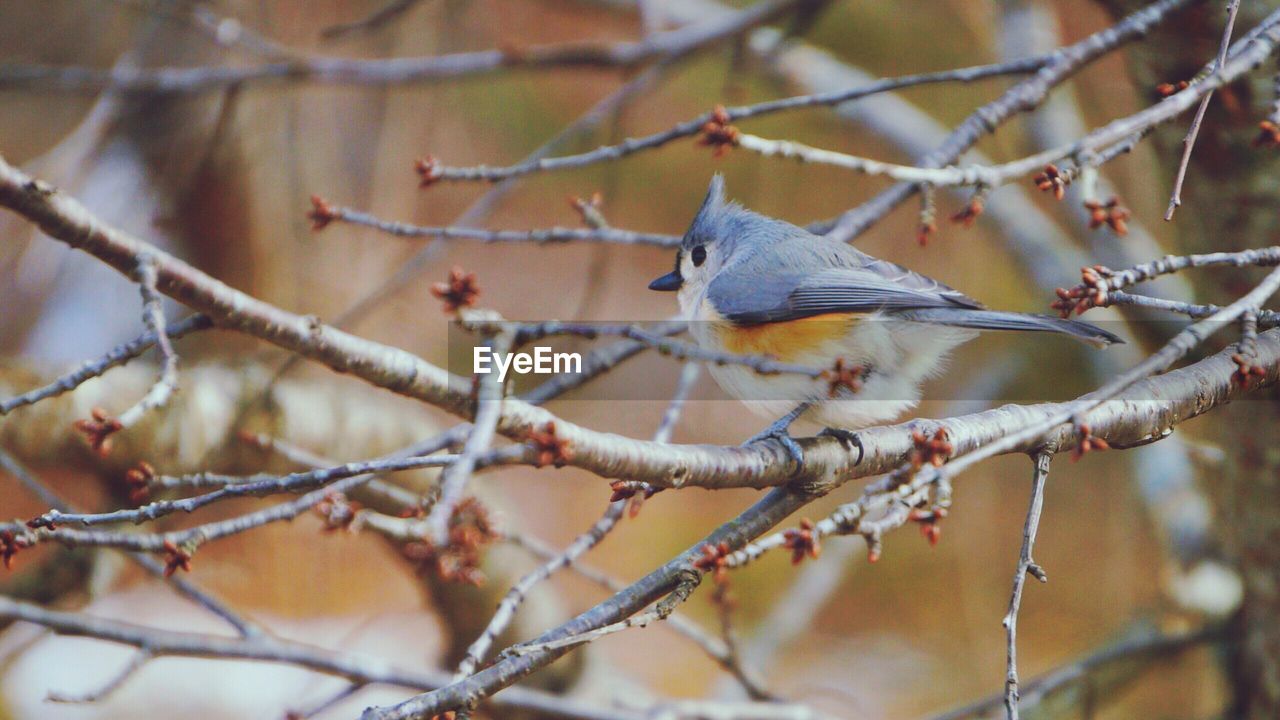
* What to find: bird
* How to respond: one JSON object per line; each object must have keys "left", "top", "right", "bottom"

{"left": 647, "top": 175, "right": 1122, "bottom": 467}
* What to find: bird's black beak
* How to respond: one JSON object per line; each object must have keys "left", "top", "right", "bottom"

{"left": 648, "top": 270, "right": 682, "bottom": 292}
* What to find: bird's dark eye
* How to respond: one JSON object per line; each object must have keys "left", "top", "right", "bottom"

{"left": 691, "top": 245, "right": 707, "bottom": 267}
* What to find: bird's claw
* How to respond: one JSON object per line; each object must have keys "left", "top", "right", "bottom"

{"left": 819, "top": 427, "right": 864, "bottom": 466}
{"left": 743, "top": 425, "right": 805, "bottom": 469}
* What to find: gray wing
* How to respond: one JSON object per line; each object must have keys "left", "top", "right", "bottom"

{"left": 710, "top": 266, "right": 981, "bottom": 324}
{"left": 840, "top": 246, "right": 983, "bottom": 309}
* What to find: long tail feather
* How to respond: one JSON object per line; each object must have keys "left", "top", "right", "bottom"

{"left": 897, "top": 308, "right": 1124, "bottom": 348}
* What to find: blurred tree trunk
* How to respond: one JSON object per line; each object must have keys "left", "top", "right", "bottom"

{"left": 1095, "top": 2, "right": 1280, "bottom": 716}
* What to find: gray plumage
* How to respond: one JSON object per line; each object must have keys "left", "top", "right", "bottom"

{"left": 690, "top": 175, "right": 1121, "bottom": 347}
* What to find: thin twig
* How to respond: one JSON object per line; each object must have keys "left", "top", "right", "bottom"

{"left": 0, "top": 447, "right": 262, "bottom": 637}
{"left": 504, "top": 570, "right": 702, "bottom": 657}
{"left": 1003, "top": 452, "right": 1052, "bottom": 720}
{"left": 821, "top": 0, "right": 1202, "bottom": 241}
{"left": 327, "top": 62, "right": 680, "bottom": 333}
{"left": 413, "top": 56, "right": 1048, "bottom": 184}
{"left": 322, "top": 204, "right": 679, "bottom": 247}
{"left": 1166, "top": 0, "right": 1241, "bottom": 220}
{"left": 732, "top": 14, "right": 1267, "bottom": 197}
{"left": 115, "top": 255, "right": 180, "bottom": 429}
{"left": 454, "top": 362, "right": 701, "bottom": 679}
{"left": 30, "top": 449, "right": 519, "bottom": 529}
{"left": 456, "top": 499, "right": 629, "bottom": 677}
{"left": 0, "top": 314, "right": 211, "bottom": 416}
{"left": 425, "top": 330, "right": 513, "bottom": 546}
{"left": 0, "top": 595, "right": 635, "bottom": 720}
{"left": 1108, "top": 290, "right": 1280, "bottom": 326}
{"left": 501, "top": 523, "right": 758, "bottom": 686}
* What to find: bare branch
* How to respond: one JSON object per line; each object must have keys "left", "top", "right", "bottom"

{"left": 0, "top": 447, "right": 262, "bottom": 637}
{"left": 425, "top": 329, "right": 512, "bottom": 546}
{"left": 315, "top": 201, "right": 678, "bottom": 247}
{"left": 504, "top": 570, "right": 701, "bottom": 657}
{"left": 1003, "top": 452, "right": 1052, "bottom": 720}
{"left": 0, "top": 314, "right": 210, "bottom": 416}
{"left": 113, "top": 254, "right": 179, "bottom": 429}
{"left": 455, "top": 361, "right": 701, "bottom": 679}
{"left": 28, "top": 448, "right": 520, "bottom": 529}
{"left": 822, "top": 0, "right": 1202, "bottom": 241}
{"left": 0, "top": 595, "right": 634, "bottom": 720}
{"left": 1166, "top": 0, "right": 1242, "bottom": 220}
{"left": 411, "top": 57, "right": 1048, "bottom": 185}
{"left": 733, "top": 4, "right": 1279, "bottom": 198}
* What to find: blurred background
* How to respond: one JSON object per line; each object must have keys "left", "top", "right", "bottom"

{"left": 0, "top": 1, "right": 1244, "bottom": 718}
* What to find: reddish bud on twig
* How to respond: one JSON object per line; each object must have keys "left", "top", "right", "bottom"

{"left": 162, "top": 540, "right": 192, "bottom": 577}
{"left": 1070, "top": 422, "right": 1109, "bottom": 462}
{"left": 73, "top": 407, "right": 123, "bottom": 457}
{"left": 950, "top": 196, "right": 984, "bottom": 228}
{"left": 782, "top": 518, "right": 821, "bottom": 565}
{"left": 401, "top": 498, "right": 499, "bottom": 586}
{"left": 694, "top": 541, "right": 732, "bottom": 584}
{"left": 306, "top": 195, "right": 337, "bottom": 231}
{"left": 1084, "top": 197, "right": 1130, "bottom": 236}
{"left": 430, "top": 266, "right": 481, "bottom": 314}
{"left": 917, "top": 220, "right": 937, "bottom": 247}
{"left": 1155, "top": 80, "right": 1189, "bottom": 97}
{"left": 608, "top": 480, "right": 640, "bottom": 503}
{"left": 1231, "top": 353, "right": 1267, "bottom": 387}
{"left": 908, "top": 507, "right": 947, "bottom": 547}
{"left": 609, "top": 480, "right": 659, "bottom": 517}
{"left": 569, "top": 191, "right": 604, "bottom": 219}
{"left": 1051, "top": 265, "right": 1113, "bottom": 318}
{"left": 124, "top": 461, "right": 156, "bottom": 505}
{"left": 1033, "top": 164, "right": 1067, "bottom": 200}
{"left": 909, "top": 427, "right": 952, "bottom": 469}
{"left": 415, "top": 156, "right": 443, "bottom": 188}
{"left": 25, "top": 516, "right": 54, "bottom": 530}
{"left": 865, "top": 536, "right": 882, "bottom": 564}
{"left": 0, "top": 530, "right": 27, "bottom": 570}
{"left": 528, "top": 421, "right": 573, "bottom": 468}
{"left": 313, "top": 492, "right": 363, "bottom": 532}
{"left": 698, "top": 106, "right": 740, "bottom": 157}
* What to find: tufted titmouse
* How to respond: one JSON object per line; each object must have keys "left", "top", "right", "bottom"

{"left": 648, "top": 175, "right": 1122, "bottom": 465}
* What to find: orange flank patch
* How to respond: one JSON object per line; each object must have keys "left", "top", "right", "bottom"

{"left": 718, "top": 313, "right": 858, "bottom": 362}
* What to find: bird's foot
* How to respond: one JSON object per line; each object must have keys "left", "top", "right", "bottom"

{"left": 819, "top": 427, "right": 864, "bottom": 466}
{"left": 743, "top": 421, "right": 805, "bottom": 469}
